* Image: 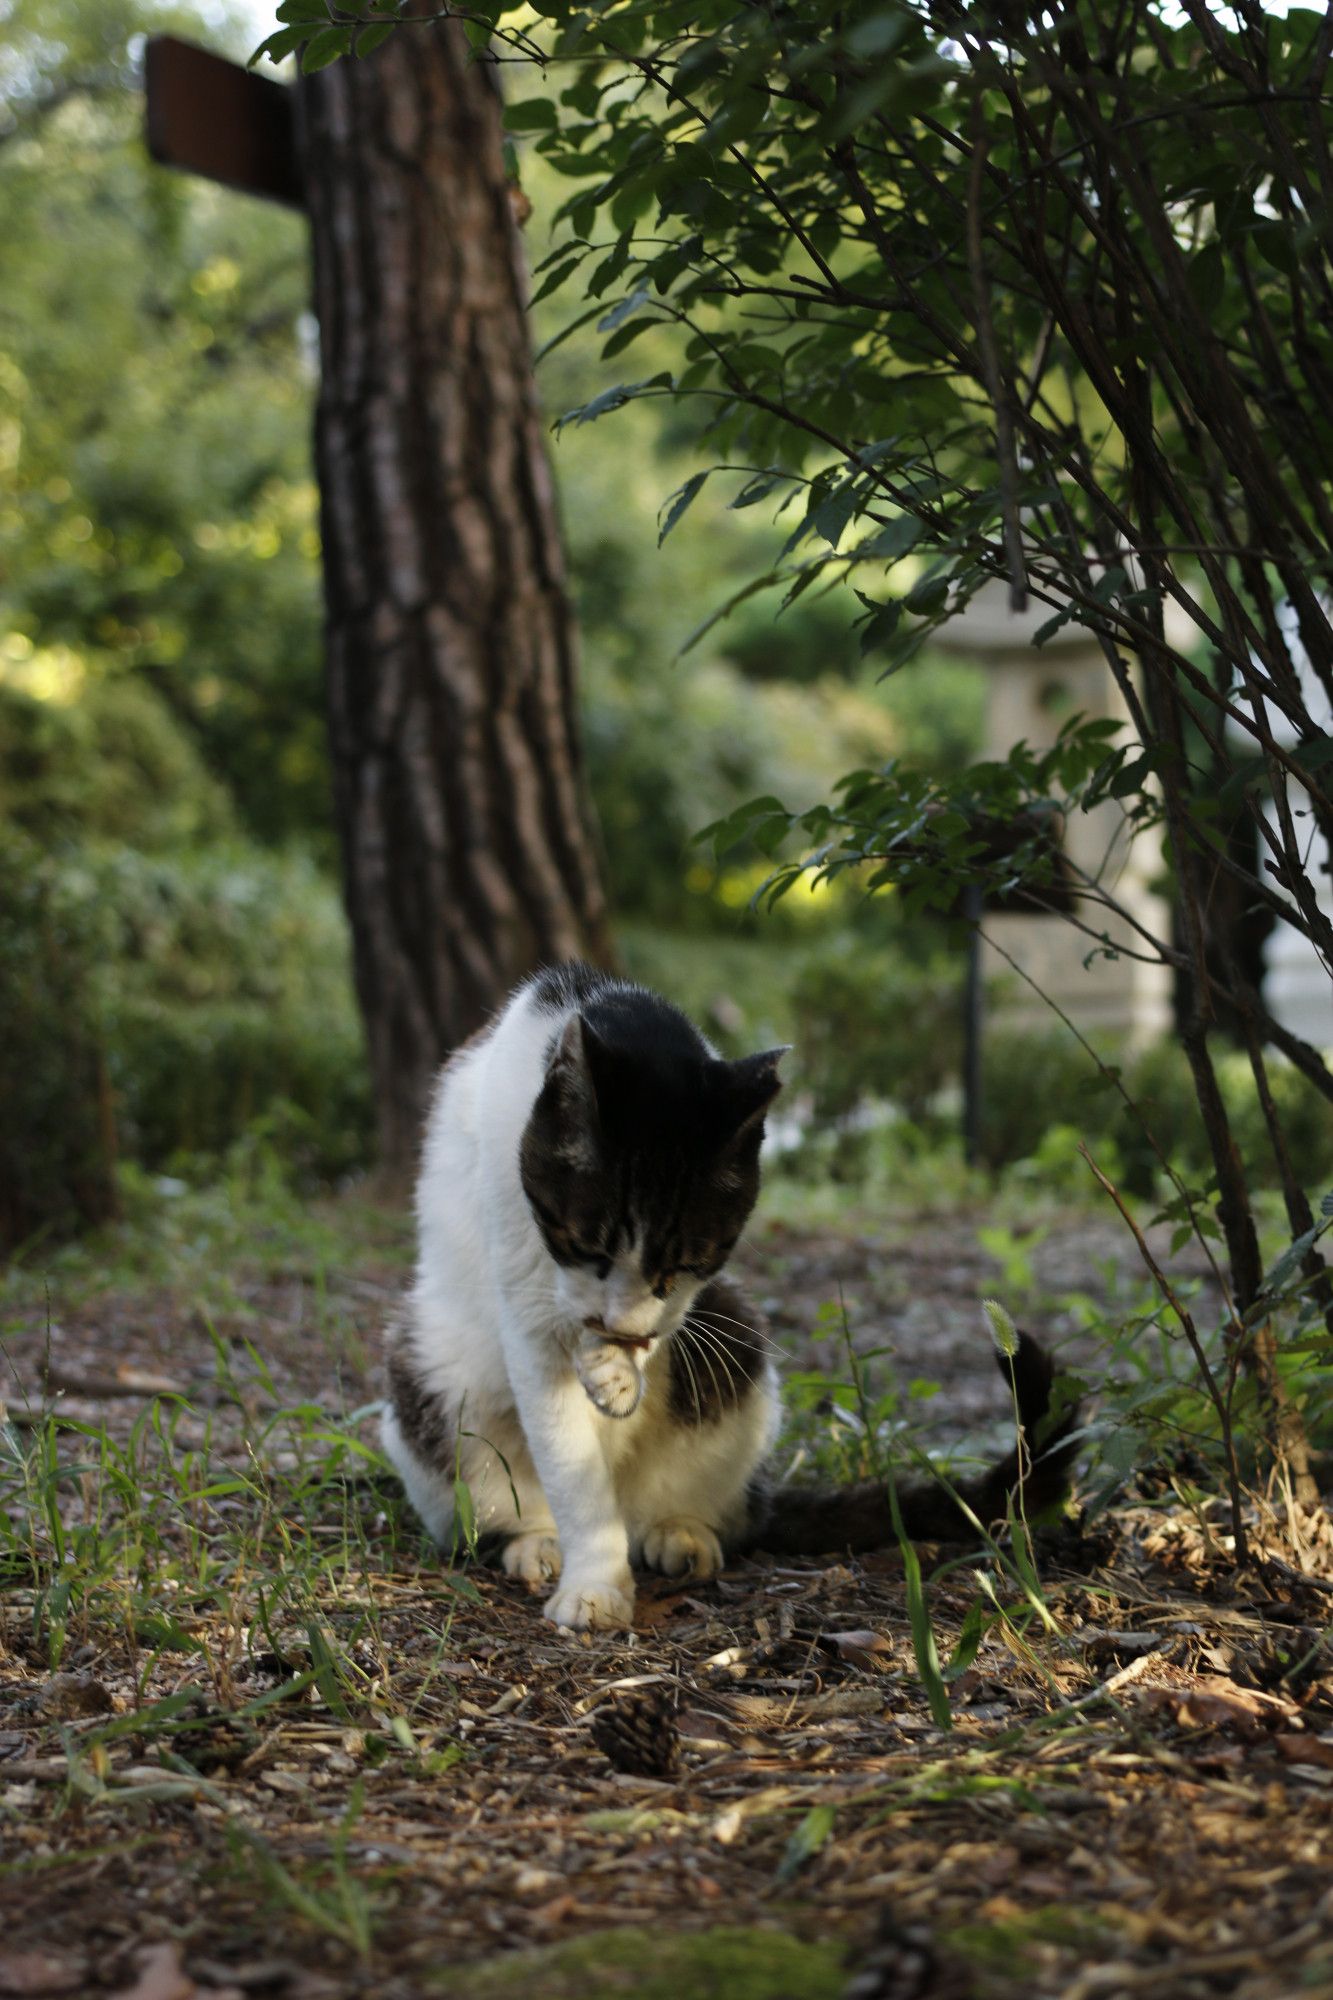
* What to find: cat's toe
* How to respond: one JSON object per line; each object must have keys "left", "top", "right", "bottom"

{"left": 642, "top": 1518, "right": 724, "bottom": 1580}
{"left": 502, "top": 1531, "right": 563, "bottom": 1588}
{"left": 543, "top": 1576, "right": 635, "bottom": 1632}
{"left": 575, "top": 1346, "right": 643, "bottom": 1420}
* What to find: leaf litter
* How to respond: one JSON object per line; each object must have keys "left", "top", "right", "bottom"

{"left": 0, "top": 1199, "right": 1328, "bottom": 1999}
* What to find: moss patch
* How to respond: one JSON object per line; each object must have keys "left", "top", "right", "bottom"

{"left": 429, "top": 1924, "right": 846, "bottom": 1999}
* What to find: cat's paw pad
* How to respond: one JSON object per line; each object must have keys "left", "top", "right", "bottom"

{"left": 543, "top": 1575, "right": 636, "bottom": 1632}
{"left": 642, "top": 1517, "right": 724, "bottom": 1580}
{"left": 502, "top": 1531, "right": 562, "bottom": 1589}
{"left": 574, "top": 1342, "right": 643, "bottom": 1420}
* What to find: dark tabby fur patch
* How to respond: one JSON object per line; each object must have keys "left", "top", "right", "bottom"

{"left": 386, "top": 1327, "right": 454, "bottom": 1473}
{"left": 668, "top": 1276, "right": 768, "bottom": 1426}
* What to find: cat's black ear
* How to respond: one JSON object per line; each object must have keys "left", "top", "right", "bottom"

{"left": 536, "top": 1014, "right": 603, "bottom": 1165}
{"left": 548, "top": 1012, "right": 594, "bottom": 1095}
{"left": 717, "top": 1046, "right": 789, "bottom": 1140}
{"left": 547, "top": 1012, "right": 617, "bottom": 1103}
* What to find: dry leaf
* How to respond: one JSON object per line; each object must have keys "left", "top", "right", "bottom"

{"left": 115, "top": 1366, "right": 187, "bottom": 1395}
{"left": 820, "top": 1629, "right": 894, "bottom": 1672}
{"left": 1081, "top": 1628, "right": 1162, "bottom": 1663}
{"left": 1275, "top": 1733, "right": 1333, "bottom": 1771}
{"left": 11, "top": 1675, "right": 114, "bottom": 1723}
{"left": 1140, "top": 1676, "right": 1300, "bottom": 1737}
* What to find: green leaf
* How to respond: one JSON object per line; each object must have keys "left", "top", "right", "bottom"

{"left": 811, "top": 481, "right": 859, "bottom": 551}
{"left": 679, "top": 573, "right": 781, "bottom": 656}
{"left": 301, "top": 24, "right": 352, "bottom": 70}
{"left": 596, "top": 287, "right": 651, "bottom": 335}
{"left": 305, "top": 1620, "right": 353, "bottom": 1719}
{"left": 658, "top": 472, "right": 708, "bottom": 546}
{"left": 600, "top": 316, "right": 660, "bottom": 360}
{"left": 504, "top": 97, "right": 558, "bottom": 133}
{"left": 355, "top": 22, "right": 396, "bottom": 56}
{"left": 530, "top": 255, "right": 587, "bottom": 306}
{"left": 774, "top": 1804, "right": 835, "bottom": 1885}
{"left": 861, "top": 515, "right": 922, "bottom": 560}
{"left": 1186, "top": 243, "right": 1226, "bottom": 316}
{"left": 945, "top": 1598, "right": 989, "bottom": 1680}
{"left": 905, "top": 573, "right": 948, "bottom": 616}
{"left": 845, "top": 8, "right": 912, "bottom": 57}
{"left": 249, "top": 23, "right": 316, "bottom": 66}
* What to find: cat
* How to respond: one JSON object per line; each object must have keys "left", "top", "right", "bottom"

{"left": 383, "top": 962, "right": 1075, "bottom": 1631}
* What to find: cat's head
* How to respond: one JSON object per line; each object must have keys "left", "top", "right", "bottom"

{"left": 519, "top": 1008, "right": 785, "bottom": 1347}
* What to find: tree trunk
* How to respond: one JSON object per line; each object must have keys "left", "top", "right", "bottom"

{"left": 298, "top": 25, "right": 611, "bottom": 1176}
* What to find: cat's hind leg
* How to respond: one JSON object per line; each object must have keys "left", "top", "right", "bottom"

{"left": 384, "top": 1326, "right": 556, "bottom": 1569}
{"left": 624, "top": 1347, "right": 780, "bottom": 1583}
{"left": 502, "top": 1530, "right": 562, "bottom": 1587}
{"left": 641, "top": 1517, "right": 725, "bottom": 1579}
{"left": 380, "top": 1389, "right": 458, "bottom": 1550}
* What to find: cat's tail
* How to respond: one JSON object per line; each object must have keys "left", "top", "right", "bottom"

{"left": 745, "top": 1331, "right": 1079, "bottom": 1557}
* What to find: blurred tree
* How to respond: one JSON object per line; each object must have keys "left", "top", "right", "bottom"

{"left": 298, "top": 23, "right": 612, "bottom": 1173}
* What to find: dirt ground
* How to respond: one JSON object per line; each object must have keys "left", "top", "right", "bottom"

{"left": 0, "top": 1201, "right": 1329, "bottom": 2000}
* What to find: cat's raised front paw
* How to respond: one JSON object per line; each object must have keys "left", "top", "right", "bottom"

{"left": 502, "top": 1530, "right": 562, "bottom": 1589}
{"left": 544, "top": 1575, "right": 635, "bottom": 1632}
{"left": 573, "top": 1340, "right": 643, "bottom": 1420}
{"left": 642, "top": 1517, "right": 724, "bottom": 1580}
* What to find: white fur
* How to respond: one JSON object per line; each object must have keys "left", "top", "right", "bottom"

{"left": 382, "top": 976, "right": 780, "bottom": 1631}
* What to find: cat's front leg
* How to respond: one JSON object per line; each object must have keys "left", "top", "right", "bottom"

{"left": 503, "top": 1334, "right": 635, "bottom": 1632}
{"left": 573, "top": 1330, "right": 645, "bottom": 1419}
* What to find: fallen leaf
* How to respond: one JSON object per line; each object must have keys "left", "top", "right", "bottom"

{"left": 1275, "top": 1733, "right": 1333, "bottom": 1770}
{"left": 1139, "top": 1676, "right": 1300, "bottom": 1737}
{"left": 800, "top": 1686, "right": 886, "bottom": 1719}
{"left": 10, "top": 1675, "right": 114, "bottom": 1723}
{"left": 819, "top": 1629, "right": 894, "bottom": 1672}
{"left": 1081, "top": 1629, "right": 1163, "bottom": 1663}
{"left": 530, "top": 1894, "right": 577, "bottom": 1928}
{"left": 115, "top": 1366, "right": 187, "bottom": 1395}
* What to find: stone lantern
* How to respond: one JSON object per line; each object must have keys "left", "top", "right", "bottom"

{"left": 942, "top": 582, "right": 1175, "bottom": 1044}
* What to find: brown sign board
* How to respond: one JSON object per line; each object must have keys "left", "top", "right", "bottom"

{"left": 145, "top": 36, "right": 304, "bottom": 211}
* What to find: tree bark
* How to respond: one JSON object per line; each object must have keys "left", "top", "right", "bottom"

{"left": 298, "top": 25, "right": 611, "bottom": 1176}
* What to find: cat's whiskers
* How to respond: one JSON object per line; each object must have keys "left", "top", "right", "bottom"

{"left": 671, "top": 1331, "right": 708, "bottom": 1425}
{"left": 681, "top": 1314, "right": 771, "bottom": 1403}
{"left": 678, "top": 1316, "right": 729, "bottom": 1414}
{"left": 688, "top": 1303, "right": 793, "bottom": 1363}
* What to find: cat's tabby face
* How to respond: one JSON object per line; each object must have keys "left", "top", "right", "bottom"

{"left": 519, "top": 1009, "right": 784, "bottom": 1344}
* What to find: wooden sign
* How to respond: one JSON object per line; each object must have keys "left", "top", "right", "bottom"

{"left": 145, "top": 35, "right": 304, "bottom": 211}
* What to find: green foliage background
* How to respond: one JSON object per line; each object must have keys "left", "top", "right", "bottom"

{"left": 1, "top": 0, "right": 987, "bottom": 1238}
{"left": 5, "top": 0, "right": 1332, "bottom": 1285}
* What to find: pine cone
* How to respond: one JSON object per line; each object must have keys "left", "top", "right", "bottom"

{"left": 591, "top": 1687, "right": 680, "bottom": 1779}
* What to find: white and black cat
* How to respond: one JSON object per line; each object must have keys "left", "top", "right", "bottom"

{"left": 383, "top": 963, "right": 1074, "bottom": 1632}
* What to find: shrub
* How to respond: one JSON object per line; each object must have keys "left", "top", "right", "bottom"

{"left": 979, "top": 1033, "right": 1333, "bottom": 1201}
{"left": 789, "top": 939, "right": 964, "bottom": 1126}
{"left": 108, "top": 996, "right": 369, "bottom": 1181}
{"left": 0, "top": 674, "right": 236, "bottom": 853}
{"left": 0, "top": 835, "right": 371, "bottom": 1252}
{"left": 0, "top": 831, "right": 117, "bottom": 1251}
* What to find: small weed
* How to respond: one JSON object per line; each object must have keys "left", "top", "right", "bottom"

{"left": 227, "top": 1783, "right": 379, "bottom": 1959}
